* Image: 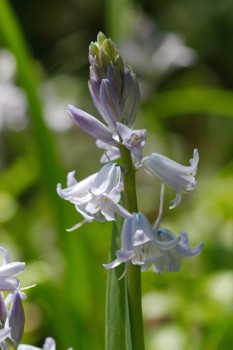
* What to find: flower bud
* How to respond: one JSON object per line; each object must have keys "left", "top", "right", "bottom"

{"left": 9, "top": 291, "right": 25, "bottom": 346}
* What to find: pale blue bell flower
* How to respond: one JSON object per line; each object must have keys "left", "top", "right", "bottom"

{"left": 0, "top": 247, "right": 26, "bottom": 292}
{"left": 104, "top": 184, "right": 203, "bottom": 275}
{"left": 95, "top": 123, "right": 146, "bottom": 164}
{"left": 149, "top": 228, "right": 204, "bottom": 273}
{"left": 103, "top": 212, "right": 180, "bottom": 276}
{"left": 141, "top": 149, "right": 199, "bottom": 208}
{"left": 116, "top": 122, "right": 146, "bottom": 162}
{"left": 57, "top": 163, "right": 132, "bottom": 230}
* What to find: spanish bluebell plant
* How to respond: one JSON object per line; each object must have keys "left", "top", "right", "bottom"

{"left": 57, "top": 32, "right": 203, "bottom": 350}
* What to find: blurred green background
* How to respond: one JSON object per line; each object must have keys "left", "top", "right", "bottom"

{"left": 0, "top": 0, "right": 232, "bottom": 349}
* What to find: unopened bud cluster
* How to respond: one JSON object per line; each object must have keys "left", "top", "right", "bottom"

{"left": 89, "top": 32, "right": 125, "bottom": 78}
{"left": 88, "top": 32, "right": 140, "bottom": 128}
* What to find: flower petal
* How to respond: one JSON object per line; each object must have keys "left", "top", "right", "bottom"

{"left": 117, "top": 123, "right": 146, "bottom": 161}
{"left": 0, "top": 277, "right": 20, "bottom": 292}
{"left": 100, "top": 79, "right": 122, "bottom": 127}
{"left": 103, "top": 258, "right": 123, "bottom": 269}
{"left": 67, "top": 104, "right": 115, "bottom": 144}
{"left": 57, "top": 172, "right": 96, "bottom": 200}
{"left": 0, "top": 261, "right": 26, "bottom": 277}
{"left": 91, "top": 163, "right": 121, "bottom": 195}
{"left": 0, "top": 327, "right": 11, "bottom": 343}
{"left": 120, "top": 68, "right": 140, "bottom": 126}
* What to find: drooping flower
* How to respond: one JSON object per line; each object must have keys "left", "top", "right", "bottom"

{"left": 149, "top": 228, "right": 204, "bottom": 273}
{"left": 57, "top": 163, "right": 132, "bottom": 230}
{"left": 116, "top": 122, "right": 146, "bottom": 162}
{"left": 104, "top": 184, "right": 203, "bottom": 275}
{"left": 103, "top": 212, "right": 180, "bottom": 276}
{"left": 96, "top": 123, "right": 147, "bottom": 164}
{"left": 0, "top": 247, "right": 26, "bottom": 292}
{"left": 104, "top": 216, "right": 203, "bottom": 276}
{"left": 141, "top": 149, "right": 199, "bottom": 208}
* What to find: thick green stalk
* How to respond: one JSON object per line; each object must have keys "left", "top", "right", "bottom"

{"left": 106, "top": 217, "right": 128, "bottom": 350}
{"left": 120, "top": 145, "right": 145, "bottom": 350}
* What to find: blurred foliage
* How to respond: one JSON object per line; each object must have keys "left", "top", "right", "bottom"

{"left": 0, "top": 0, "right": 232, "bottom": 349}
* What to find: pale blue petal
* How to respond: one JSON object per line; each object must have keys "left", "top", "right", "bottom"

{"left": 67, "top": 104, "right": 115, "bottom": 143}
{"left": 43, "top": 337, "right": 56, "bottom": 350}
{"left": 116, "top": 250, "right": 133, "bottom": 261}
{"left": 57, "top": 172, "right": 96, "bottom": 199}
{"left": 103, "top": 258, "right": 123, "bottom": 269}
{"left": 88, "top": 77, "right": 102, "bottom": 116}
{"left": 175, "top": 231, "right": 204, "bottom": 257}
{"left": 18, "top": 344, "right": 41, "bottom": 350}
{"left": 0, "top": 262, "right": 26, "bottom": 277}
{"left": 0, "top": 277, "right": 19, "bottom": 292}
{"left": 114, "top": 203, "right": 133, "bottom": 219}
{"left": 100, "top": 79, "right": 122, "bottom": 126}
{"left": 91, "top": 163, "right": 120, "bottom": 195}
{"left": 120, "top": 68, "right": 140, "bottom": 126}
{"left": 99, "top": 198, "right": 116, "bottom": 221}
{"left": 134, "top": 229, "right": 150, "bottom": 246}
{"left": 0, "top": 328, "right": 11, "bottom": 343}
{"left": 106, "top": 64, "right": 122, "bottom": 100}
{"left": 117, "top": 123, "right": 146, "bottom": 161}
{"left": 121, "top": 217, "right": 134, "bottom": 251}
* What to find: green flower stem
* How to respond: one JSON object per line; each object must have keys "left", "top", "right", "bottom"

{"left": 119, "top": 145, "right": 145, "bottom": 350}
